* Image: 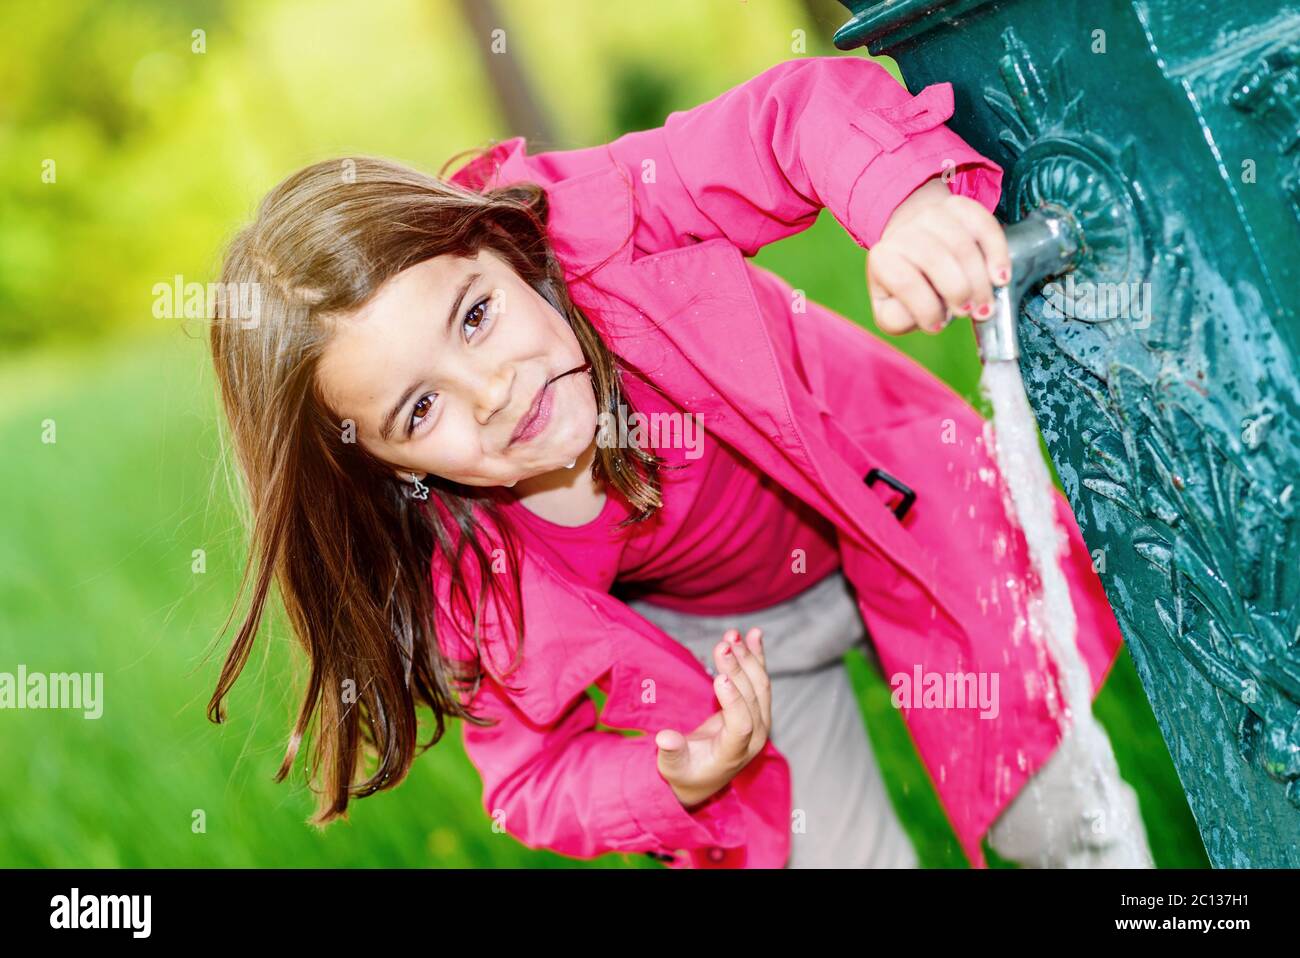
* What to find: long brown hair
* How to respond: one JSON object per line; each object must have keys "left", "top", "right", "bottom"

{"left": 205, "top": 149, "right": 664, "bottom": 826}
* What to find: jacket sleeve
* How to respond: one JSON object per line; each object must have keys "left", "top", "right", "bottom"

{"left": 459, "top": 669, "right": 749, "bottom": 863}
{"left": 430, "top": 499, "right": 753, "bottom": 866}
{"left": 596, "top": 54, "right": 1003, "bottom": 257}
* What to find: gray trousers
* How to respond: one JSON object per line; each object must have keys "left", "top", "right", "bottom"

{"left": 626, "top": 569, "right": 1154, "bottom": 868}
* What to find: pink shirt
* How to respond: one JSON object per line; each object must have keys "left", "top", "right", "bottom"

{"left": 496, "top": 371, "right": 841, "bottom": 615}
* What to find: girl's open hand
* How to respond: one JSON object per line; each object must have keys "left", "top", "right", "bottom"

{"left": 866, "top": 176, "right": 1011, "bottom": 336}
{"left": 655, "top": 627, "right": 770, "bottom": 810}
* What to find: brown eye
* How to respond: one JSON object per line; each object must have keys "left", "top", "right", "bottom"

{"left": 463, "top": 296, "right": 493, "bottom": 337}
{"left": 409, "top": 394, "right": 435, "bottom": 433}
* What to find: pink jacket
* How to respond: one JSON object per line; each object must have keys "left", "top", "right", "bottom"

{"left": 434, "top": 55, "right": 1124, "bottom": 869}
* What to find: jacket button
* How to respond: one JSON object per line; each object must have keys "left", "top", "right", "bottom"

{"left": 706, "top": 846, "right": 726, "bottom": 863}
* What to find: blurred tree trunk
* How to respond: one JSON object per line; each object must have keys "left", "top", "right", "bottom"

{"left": 453, "top": 0, "right": 557, "bottom": 146}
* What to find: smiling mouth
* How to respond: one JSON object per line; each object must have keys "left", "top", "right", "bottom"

{"left": 510, "top": 383, "right": 548, "bottom": 445}
{"left": 508, "top": 362, "right": 591, "bottom": 447}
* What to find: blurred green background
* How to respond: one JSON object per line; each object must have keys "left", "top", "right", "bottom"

{"left": 0, "top": 0, "right": 1207, "bottom": 868}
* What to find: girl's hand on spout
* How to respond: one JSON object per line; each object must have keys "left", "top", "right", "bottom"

{"left": 654, "top": 627, "right": 771, "bottom": 810}
{"left": 865, "top": 175, "right": 1011, "bottom": 336}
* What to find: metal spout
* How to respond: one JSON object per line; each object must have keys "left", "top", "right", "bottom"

{"left": 976, "top": 205, "right": 1084, "bottom": 363}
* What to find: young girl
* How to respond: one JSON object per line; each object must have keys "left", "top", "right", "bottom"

{"left": 206, "top": 55, "right": 1153, "bottom": 868}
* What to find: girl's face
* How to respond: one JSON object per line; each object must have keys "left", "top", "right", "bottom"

{"left": 316, "top": 248, "right": 598, "bottom": 488}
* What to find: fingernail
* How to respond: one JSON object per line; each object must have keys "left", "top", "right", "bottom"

{"left": 996, "top": 266, "right": 1010, "bottom": 284}
{"left": 721, "top": 645, "right": 732, "bottom": 656}
{"left": 975, "top": 303, "right": 993, "bottom": 319}
{"left": 960, "top": 301, "right": 973, "bottom": 314}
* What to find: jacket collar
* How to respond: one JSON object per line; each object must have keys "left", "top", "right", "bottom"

{"left": 448, "top": 137, "right": 634, "bottom": 275}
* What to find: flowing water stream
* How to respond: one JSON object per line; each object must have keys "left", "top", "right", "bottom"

{"left": 980, "top": 359, "right": 1154, "bottom": 867}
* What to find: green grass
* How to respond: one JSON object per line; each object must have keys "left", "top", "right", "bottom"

{"left": 0, "top": 215, "right": 1206, "bottom": 868}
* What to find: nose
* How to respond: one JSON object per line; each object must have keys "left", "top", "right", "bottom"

{"left": 468, "top": 361, "right": 513, "bottom": 427}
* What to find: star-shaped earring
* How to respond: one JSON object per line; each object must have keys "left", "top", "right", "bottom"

{"left": 406, "top": 472, "right": 429, "bottom": 500}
